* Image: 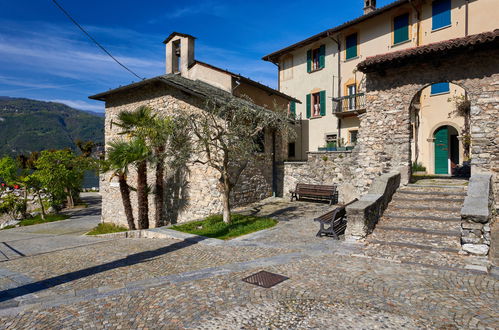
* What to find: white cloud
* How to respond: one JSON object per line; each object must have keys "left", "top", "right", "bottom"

{"left": 46, "top": 99, "right": 104, "bottom": 112}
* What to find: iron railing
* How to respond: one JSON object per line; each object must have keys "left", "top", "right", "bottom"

{"left": 333, "top": 93, "right": 366, "bottom": 113}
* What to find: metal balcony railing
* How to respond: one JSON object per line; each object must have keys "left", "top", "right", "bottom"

{"left": 333, "top": 93, "right": 366, "bottom": 113}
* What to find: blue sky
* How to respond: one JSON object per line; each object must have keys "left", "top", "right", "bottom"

{"left": 0, "top": 0, "right": 393, "bottom": 113}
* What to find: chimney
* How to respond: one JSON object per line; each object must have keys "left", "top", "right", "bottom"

{"left": 163, "top": 32, "right": 196, "bottom": 76}
{"left": 363, "top": 0, "right": 376, "bottom": 15}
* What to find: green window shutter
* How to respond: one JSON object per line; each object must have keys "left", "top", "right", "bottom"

{"left": 306, "top": 50, "right": 312, "bottom": 73}
{"left": 290, "top": 101, "right": 296, "bottom": 115}
{"left": 394, "top": 14, "right": 409, "bottom": 44}
{"left": 319, "top": 45, "right": 326, "bottom": 69}
{"left": 319, "top": 91, "right": 326, "bottom": 116}
{"left": 346, "top": 33, "right": 358, "bottom": 60}
{"left": 306, "top": 94, "right": 311, "bottom": 118}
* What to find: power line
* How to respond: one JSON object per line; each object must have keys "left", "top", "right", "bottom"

{"left": 51, "top": 0, "right": 144, "bottom": 80}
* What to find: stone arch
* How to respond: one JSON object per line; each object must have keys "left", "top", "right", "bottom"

{"left": 356, "top": 46, "right": 497, "bottom": 201}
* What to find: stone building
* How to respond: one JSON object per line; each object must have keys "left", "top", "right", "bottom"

{"left": 263, "top": 0, "right": 498, "bottom": 176}
{"left": 90, "top": 33, "right": 297, "bottom": 227}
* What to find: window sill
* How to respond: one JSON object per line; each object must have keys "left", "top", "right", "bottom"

{"left": 309, "top": 115, "right": 323, "bottom": 120}
{"left": 308, "top": 67, "right": 324, "bottom": 74}
{"left": 431, "top": 24, "right": 452, "bottom": 33}
{"left": 430, "top": 91, "right": 450, "bottom": 97}
{"left": 391, "top": 39, "right": 411, "bottom": 47}
{"left": 344, "top": 56, "right": 360, "bottom": 63}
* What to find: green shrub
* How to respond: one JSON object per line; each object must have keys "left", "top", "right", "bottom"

{"left": 412, "top": 162, "right": 427, "bottom": 172}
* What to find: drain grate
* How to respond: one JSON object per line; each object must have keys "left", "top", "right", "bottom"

{"left": 242, "top": 270, "right": 289, "bottom": 288}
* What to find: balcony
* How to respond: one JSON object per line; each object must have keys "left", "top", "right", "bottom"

{"left": 333, "top": 93, "right": 366, "bottom": 117}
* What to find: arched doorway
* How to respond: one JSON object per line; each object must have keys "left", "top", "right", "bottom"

{"left": 409, "top": 82, "right": 467, "bottom": 176}
{"left": 433, "top": 125, "right": 459, "bottom": 175}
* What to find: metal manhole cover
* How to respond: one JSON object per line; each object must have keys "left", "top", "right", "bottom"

{"left": 242, "top": 270, "right": 289, "bottom": 288}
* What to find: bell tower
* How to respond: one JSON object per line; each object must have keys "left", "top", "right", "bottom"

{"left": 363, "top": 0, "right": 377, "bottom": 14}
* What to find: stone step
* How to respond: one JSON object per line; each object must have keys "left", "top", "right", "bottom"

{"left": 391, "top": 195, "right": 465, "bottom": 203}
{"left": 389, "top": 204, "right": 461, "bottom": 212}
{"left": 383, "top": 208, "right": 460, "bottom": 219}
{"left": 382, "top": 214, "right": 461, "bottom": 222}
{"left": 400, "top": 185, "right": 467, "bottom": 194}
{"left": 407, "top": 184, "right": 467, "bottom": 190}
{"left": 368, "top": 239, "right": 460, "bottom": 253}
{"left": 375, "top": 226, "right": 461, "bottom": 237}
{"left": 377, "top": 216, "right": 461, "bottom": 231}
{"left": 369, "top": 230, "right": 461, "bottom": 250}
{"left": 360, "top": 243, "right": 474, "bottom": 270}
{"left": 397, "top": 189, "right": 467, "bottom": 197}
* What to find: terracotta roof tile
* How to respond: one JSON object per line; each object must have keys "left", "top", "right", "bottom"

{"left": 357, "top": 30, "right": 499, "bottom": 73}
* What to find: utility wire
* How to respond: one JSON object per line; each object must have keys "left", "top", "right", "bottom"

{"left": 51, "top": 0, "right": 145, "bottom": 80}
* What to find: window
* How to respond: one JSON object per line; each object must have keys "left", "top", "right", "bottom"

{"left": 347, "top": 84, "right": 357, "bottom": 110}
{"left": 431, "top": 82, "right": 450, "bottom": 95}
{"left": 432, "top": 0, "right": 451, "bottom": 30}
{"left": 346, "top": 33, "right": 358, "bottom": 60}
{"left": 289, "top": 101, "right": 296, "bottom": 116}
{"left": 393, "top": 13, "right": 410, "bottom": 44}
{"left": 307, "top": 45, "right": 325, "bottom": 73}
{"left": 288, "top": 142, "right": 296, "bottom": 158}
{"left": 349, "top": 130, "right": 359, "bottom": 144}
{"left": 306, "top": 91, "right": 326, "bottom": 118}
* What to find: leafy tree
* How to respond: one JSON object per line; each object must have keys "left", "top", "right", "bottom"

{"left": 103, "top": 138, "right": 149, "bottom": 230}
{"left": 189, "top": 97, "right": 293, "bottom": 224}
{"left": 0, "top": 156, "right": 18, "bottom": 185}
{"left": 76, "top": 140, "right": 96, "bottom": 158}
{"left": 33, "top": 150, "right": 86, "bottom": 209}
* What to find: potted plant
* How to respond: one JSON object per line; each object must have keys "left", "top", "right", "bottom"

{"left": 326, "top": 141, "right": 337, "bottom": 151}
{"left": 337, "top": 138, "right": 347, "bottom": 151}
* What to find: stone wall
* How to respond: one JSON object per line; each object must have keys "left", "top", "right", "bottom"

{"left": 360, "top": 48, "right": 498, "bottom": 205}
{"left": 461, "top": 173, "right": 494, "bottom": 256}
{"left": 345, "top": 172, "right": 401, "bottom": 239}
{"left": 102, "top": 82, "right": 283, "bottom": 228}
{"left": 283, "top": 151, "right": 361, "bottom": 203}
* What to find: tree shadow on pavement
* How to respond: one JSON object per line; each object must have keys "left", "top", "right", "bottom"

{"left": 0, "top": 236, "right": 208, "bottom": 304}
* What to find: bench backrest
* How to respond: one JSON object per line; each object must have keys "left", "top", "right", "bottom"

{"left": 295, "top": 183, "right": 336, "bottom": 196}
{"left": 316, "top": 198, "right": 359, "bottom": 222}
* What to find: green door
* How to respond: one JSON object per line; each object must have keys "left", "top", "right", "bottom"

{"left": 434, "top": 126, "right": 449, "bottom": 174}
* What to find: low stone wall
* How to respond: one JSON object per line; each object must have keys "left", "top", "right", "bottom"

{"left": 283, "top": 151, "right": 361, "bottom": 203}
{"left": 344, "top": 172, "right": 401, "bottom": 240}
{"left": 461, "top": 173, "right": 495, "bottom": 256}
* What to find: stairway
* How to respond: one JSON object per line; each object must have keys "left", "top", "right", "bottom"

{"left": 363, "top": 179, "right": 489, "bottom": 271}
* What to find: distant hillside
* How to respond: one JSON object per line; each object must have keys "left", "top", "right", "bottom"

{"left": 0, "top": 97, "right": 104, "bottom": 157}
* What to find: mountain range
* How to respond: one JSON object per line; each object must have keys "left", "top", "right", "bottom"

{"left": 0, "top": 97, "right": 104, "bottom": 157}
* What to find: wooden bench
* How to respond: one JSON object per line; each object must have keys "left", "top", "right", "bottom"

{"left": 290, "top": 183, "right": 338, "bottom": 205}
{"left": 314, "top": 199, "right": 358, "bottom": 239}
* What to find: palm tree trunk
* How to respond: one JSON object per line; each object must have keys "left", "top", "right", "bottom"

{"left": 154, "top": 157, "right": 165, "bottom": 227}
{"left": 137, "top": 160, "right": 149, "bottom": 229}
{"left": 118, "top": 174, "right": 136, "bottom": 230}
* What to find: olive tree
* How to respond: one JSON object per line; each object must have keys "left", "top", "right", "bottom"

{"left": 189, "top": 97, "right": 293, "bottom": 224}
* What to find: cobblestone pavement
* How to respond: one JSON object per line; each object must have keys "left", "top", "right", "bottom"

{"left": 0, "top": 197, "right": 498, "bottom": 329}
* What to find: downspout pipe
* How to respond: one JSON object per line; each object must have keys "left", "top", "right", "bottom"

{"left": 327, "top": 31, "right": 342, "bottom": 141}
{"left": 409, "top": 0, "right": 421, "bottom": 46}
{"left": 465, "top": 0, "right": 469, "bottom": 36}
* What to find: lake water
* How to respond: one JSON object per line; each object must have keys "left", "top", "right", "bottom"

{"left": 83, "top": 171, "right": 99, "bottom": 189}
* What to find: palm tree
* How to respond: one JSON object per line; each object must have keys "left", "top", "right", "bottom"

{"left": 114, "top": 107, "right": 153, "bottom": 229}
{"left": 104, "top": 139, "right": 148, "bottom": 230}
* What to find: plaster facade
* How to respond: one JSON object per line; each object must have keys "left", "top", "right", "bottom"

{"left": 267, "top": 0, "right": 498, "bottom": 169}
